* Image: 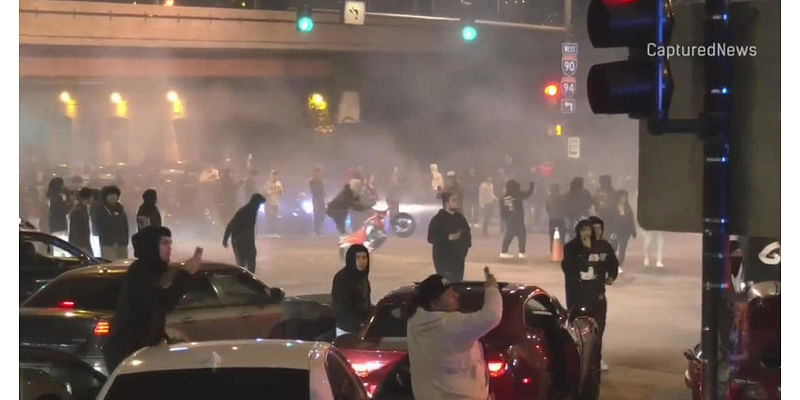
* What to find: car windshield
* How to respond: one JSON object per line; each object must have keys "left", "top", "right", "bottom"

{"left": 23, "top": 274, "right": 124, "bottom": 311}
{"left": 103, "top": 368, "right": 310, "bottom": 400}
{"left": 365, "top": 286, "right": 488, "bottom": 338}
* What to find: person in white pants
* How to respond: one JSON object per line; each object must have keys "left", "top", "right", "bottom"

{"left": 642, "top": 230, "right": 664, "bottom": 268}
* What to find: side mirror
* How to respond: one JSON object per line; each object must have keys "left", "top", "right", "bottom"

{"left": 269, "top": 287, "right": 286, "bottom": 303}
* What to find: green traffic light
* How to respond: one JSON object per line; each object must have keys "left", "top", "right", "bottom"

{"left": 462, "top": 25, "right": 477, "bottom": 42}
{"left": 297, "top": 16, "right": 314, "bottom": 33}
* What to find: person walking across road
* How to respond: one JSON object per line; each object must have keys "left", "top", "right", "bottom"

{"left": 609, "top": 190, "right": 636, "bottom": 268}
{"left": 406, "top": 268, "right": 503, "bottom": 400}
{"left": 562, "top": 218, "right": 618, "bottom": 371}
{"left": 327, "top": 179, "right": 369, "bottom": 235}
{"left": 499, "top": 180, "right": 534, "bottom": 260}
{"left": 223, "top": 193, "right": 266, "bottom": 273}
{"left": 331, "top": 244, "right": 372, "bottom": 337}
{"left": 427, "top": 192, "right": 471, "bottom": 282}
{"left": 309, "top": 166, "right": 327, "bottom": 235}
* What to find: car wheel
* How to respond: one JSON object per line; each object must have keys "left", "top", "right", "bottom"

{"left": 391, "top": 213, "right": 416, "bottom": 238}
{"left": 576, "top": 345, "right": 602, "bottom": 400}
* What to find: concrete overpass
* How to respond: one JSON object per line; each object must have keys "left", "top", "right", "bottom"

{"left": 20, "top": 0, "right": 568, "bottom": 78}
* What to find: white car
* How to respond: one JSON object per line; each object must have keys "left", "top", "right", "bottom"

{"left": 95, "top": 339, "right": 368, "bottom": 400}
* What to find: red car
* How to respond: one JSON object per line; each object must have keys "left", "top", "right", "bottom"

{"left": 684, "top": 280, "right": 780, "bottom": 400}
{"left": 334, "top": 281, "right": 602, "bottom": 400}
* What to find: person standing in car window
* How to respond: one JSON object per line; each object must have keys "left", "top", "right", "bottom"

{"left": 103, "top": 226, "right": 202, "bottom": 373}
{"left": 331, "top": 244, "right": 372, "bottom": 337}
{"left": 407, "top": 269, "right": 503, "bottom": 400}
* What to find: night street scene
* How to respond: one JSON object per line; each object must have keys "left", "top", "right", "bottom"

{"left": 17, "top": 0, "right": 780, "bottom": 400}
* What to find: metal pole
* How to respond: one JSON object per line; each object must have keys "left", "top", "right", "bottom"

{"left": 702, "top": 0, "right": 732, "bottom": 399}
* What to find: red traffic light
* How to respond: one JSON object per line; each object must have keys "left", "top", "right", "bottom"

{"left": 544, "top": 84, "right": 559, "bottom": 97}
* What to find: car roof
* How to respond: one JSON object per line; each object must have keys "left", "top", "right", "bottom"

{"left": 57, "top": 260, "right": 245, "bottom": 278}
{"left": 115, "top": 340, "right": 330, "bottom": 375}
{"left": 380, "top": 281, "right": 541, "bottom": 303}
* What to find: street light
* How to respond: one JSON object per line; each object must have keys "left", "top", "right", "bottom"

{"left": 166, "top": 90, "right": 179, "bottom": 103}
{"left": 110, "top": 92, "right": 123, "bottom": 104}
{"left": 544, "top": 84, "right": 559, "bottom": 98}
{"left": 59, "top": 91, "right": 72, "bottom": 104}
{"left": 461, "top": 21, "right": 478, "bottom": 42}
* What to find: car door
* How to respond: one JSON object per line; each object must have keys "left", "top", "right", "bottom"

{"left": 206, "top": 270, "right": 284, "bottom": 339}
{"left": 166, "top": 275, "right": 238, "bottom": 341}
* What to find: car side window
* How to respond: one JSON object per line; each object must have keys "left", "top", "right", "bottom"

{"left": 326, "top": 351, "right": 366, "bottom": 400}
{"left": 207, "top": 271, "right": 268, "bottom": 306}
{"left": 524, "top": 297, "right": 554, "bottom": 327}
{"left": 20, "top": 239, "right": 76, "bottom": 271}
{"left": 365, "top": 305, "right": 408, "bottom": 338}
{"left": 176, "top": 276, "right": 221, "bottom": 309}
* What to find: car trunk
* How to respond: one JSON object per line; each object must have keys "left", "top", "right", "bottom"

{"left": 20, "top": 308, "right": 111, "bottom": 356}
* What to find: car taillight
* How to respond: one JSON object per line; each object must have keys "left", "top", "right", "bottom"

{"left": 350, "top": 361, "right": 386, "bottom": 378}
{"left": 94, "top": 321, "right": 110, "bottom": 336}
{"left": 487, "top": 361, "right": 506, "bottom": 378}
{"left": 59, "top": 300, "right": 75, "bottom": 309}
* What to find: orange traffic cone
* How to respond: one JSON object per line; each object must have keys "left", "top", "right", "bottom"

{"left": 551, "top": 227, "right": 564, "bottom": 262}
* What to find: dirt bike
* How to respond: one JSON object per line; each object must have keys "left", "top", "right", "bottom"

{"left": 338, "top": 208, "right": 416, "bottom": 259}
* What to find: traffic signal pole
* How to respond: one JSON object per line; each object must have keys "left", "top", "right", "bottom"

{"left": 701, "top": 0, "right": 732, "bottom": 398}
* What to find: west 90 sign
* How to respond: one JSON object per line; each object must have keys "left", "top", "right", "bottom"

{"left": 561, "top": 57, "right": 577, "bottom": 77}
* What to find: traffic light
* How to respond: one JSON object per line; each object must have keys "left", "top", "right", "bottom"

{"left": 461, "top": 19, "right": 478, "bottom": 42}
{"left": 586, "top": 0, "right": 674, "bottom": 120}
{"left": 296, "top": 3, "right": 314, "bottom": 33}
{"left": 544, "top": 83, "right": 559, "bottom": 98}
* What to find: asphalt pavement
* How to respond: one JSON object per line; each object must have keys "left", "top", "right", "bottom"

{"left": 175, "top": 227, "right": 701, "bottom": 400}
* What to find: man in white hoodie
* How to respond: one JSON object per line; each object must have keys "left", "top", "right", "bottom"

{"left": 407, "top": 268, "right": 503, "bottom": 400}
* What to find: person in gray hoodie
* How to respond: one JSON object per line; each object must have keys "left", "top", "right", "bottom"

{"left": 407, "top": 269, "right": 503, "bottom": 400}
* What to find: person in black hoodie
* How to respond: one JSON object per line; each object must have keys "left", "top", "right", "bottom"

{"left": 588, "top": 216, "right": 621, "bottom": 275}
{"left": 331, "top": 244, "right": 372, "bottom": 336}
{"left": 427, "top": 192, "right": 471, "bottom": 282}
{"left": 326, "top": 179, "right": 369, "bottom": 235}
{"left": 223, "top": 193, "right": 266, "bottom": 273}
{"left": 136, "top": 189, "right": 162, "bottom": 231}
{"left": 499, "top": 180, "right": 534, "bottom": 260}
{"left": 97, "top": 185, "right": 129, "bottom": 260}
{"left": 562, "top": 218, "right": 618, "bottom": 371}
{"left": 47, "top": 177, "right": 70, "bottom": 237}
{"left": 68, "top": 187, "right": 93, "bottom": 254}
{"left": 309, "top": 166, "right": 327, "bottom": 235}
{"left": 103, "top": 226, "right": 201, "bottom": 373}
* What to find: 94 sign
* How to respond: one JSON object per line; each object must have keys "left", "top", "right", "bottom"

{"left": 560, "top": 77, "right": 576, "bottom": 99}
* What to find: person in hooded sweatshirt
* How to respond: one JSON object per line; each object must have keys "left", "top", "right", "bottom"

{"left": 97, "top": 185, "right": 130, "bottom": 260}
{"left": 331, "top": 244, "right": 372, "bottom": 337}
{"left": 103, "top": 226, "right": 202, "bottom": 373}
{"left": 223, "top": 193, "right": 266, "bottom": 273}
{"left": 136, "top": 189, "right": 162, "bottom": 231}
{"left": 406, "top": 269, "right": 503, "bottom": 400}
{"left": 562, "top": 218, "right": 617, "bottom": 371}
{"left": 46, "top": 177, "right": 70, "bottom": 238}
{"left": 427, "top": 192, "right": 472, "bottom": 282}
{"left": 68, "top": 187, "right": 94, "bottom": 254}
{"left": 326, "top": 179, "right": 369, "bottom": 235}
{"left": 499, "top": 179, "right": 534, "bottom": 260}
